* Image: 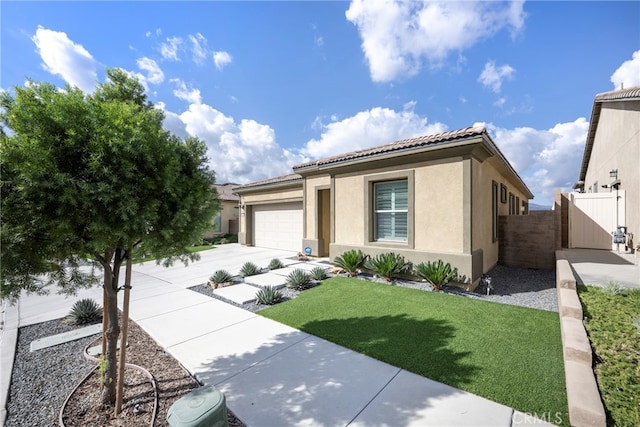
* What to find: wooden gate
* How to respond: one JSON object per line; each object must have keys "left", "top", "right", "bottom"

{"left": 569, "top": 191, "right": 626, "bottom": 249}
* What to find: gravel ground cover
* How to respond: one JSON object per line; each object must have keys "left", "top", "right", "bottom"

{"left": 192, "top": 264, "right": 558, "bottom": 313}
{"left": 6, "top": 316, "right": 245, "bottom": 426}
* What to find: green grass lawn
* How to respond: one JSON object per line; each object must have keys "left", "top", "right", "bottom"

{"left": 578, "top": 285, "right": 640, "bottom": 426}
{"left": 260, "top": 277, "right": 568, "bottom": 425}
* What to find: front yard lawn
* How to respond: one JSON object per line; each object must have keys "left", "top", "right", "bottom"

{"left": 260, "top": 277, "right": 568, "bottom": 425}
{"left": 578, "top": 285, "right": 640, "bottom": 426}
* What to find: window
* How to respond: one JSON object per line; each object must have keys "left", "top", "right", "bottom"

{"left": 508, "top": 192, "right": 515, "bottom": 215}
{"left": 374, "top": 180, "right": 408, "bottom": 241}
{"left": 515, "top": 196, "right": 520, "bottom": 215}
{"left": 492, "top": 181, "right": 499, "bottom": 242}
{"left": 500, "top": 184, "right": 507, "bottom": 203}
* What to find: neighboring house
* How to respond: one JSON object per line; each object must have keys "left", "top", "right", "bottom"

{"left": 206, "top": 183, "right": 240, "bottom": 238}
{"left": 573, "top": 86, "right": 640, "bottom": 249}
{"left": 235, "top": 127, "right": 533, "bottom": 285}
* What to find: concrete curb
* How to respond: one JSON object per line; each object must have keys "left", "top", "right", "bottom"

{"left": 0, "top": 300, "right": 19, "bottom": 427}
{"left": 555, "top": 250, "right": 606, "bottom": 427}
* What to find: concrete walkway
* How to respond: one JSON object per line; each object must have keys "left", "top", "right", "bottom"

{"left": 562, "top": 248, "right": 639, "bottom": 289}
{"left": 1, "top": 244, "right": 553, "bottom": 426}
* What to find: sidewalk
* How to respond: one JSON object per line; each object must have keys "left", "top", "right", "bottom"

{"left": 1, "top": 245, "right": 554, "bottom": 426}
{"left": 562, "top": 248, "right": 639, "bottom": 289}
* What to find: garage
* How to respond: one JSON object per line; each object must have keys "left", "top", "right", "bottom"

{"left": 253, "top": 202, "right": 303, "bottom": 251}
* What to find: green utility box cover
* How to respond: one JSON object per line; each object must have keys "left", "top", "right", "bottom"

{"left": 167, "top": 385, "right": 229, "bottom": 427}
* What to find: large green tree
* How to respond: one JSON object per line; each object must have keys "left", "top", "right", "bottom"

{"left": 0, "top": 69, "right": 220, "bottom": 405}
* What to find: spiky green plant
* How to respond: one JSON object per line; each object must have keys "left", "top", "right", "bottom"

{"left": 414, "top": 260, "right": 459, "bottom": 291}
{"left": 210, "top": 270, "right": 233, "bottom": 286}
{"left": 310, "top": 266, "right": 328, "bottom": 281}
{"left": 286, "top": 269, "right": 312, "bottom": 290}
{"left": 333, "top": 249, "right": 368, "bottom": 276}
{"left": 365, "top": 252, "right": 410, "bottom": 282}
{"left": 268, "top": 258, "right": 285, "bottom": 270}
{"left": 66, "top": 298, "right": 102, "bottom": 325}
{"left": 239, "top": 262, "right": 261, "bottom": 277}
{"left": 255, "top": 285, "right": 283, "bottom": 305}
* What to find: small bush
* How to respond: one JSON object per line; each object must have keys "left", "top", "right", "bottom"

{"left": 210, "top": 270, "right": 233, "bottom": 285}
{"left": 268, "top": 258, "right": 285, "bottom": 270}
{"left": 365, "top": 252, "right": 410, "bottom": 282}
{"left": 334, "top": 249, "right": 368, "bottom": 276}
{"left": 255, "top": 285, "right": 283, "bottom": 305}
{"left": 239, "top": 262, "right": 261, "bottom": 277}
{"left": 286, "top": 269, "right": 312, "bottom": 290}
{"left": 414, "top": 260, "right": 459, "bottom": 291}
{"left": 310, "top": 266, "right": 328, "bottom": 281}
{"left": 602, "top": 281, "right": 626, "bottom": 296}
{"left": 66, "top": 298, "right": 102, "bottom": 325}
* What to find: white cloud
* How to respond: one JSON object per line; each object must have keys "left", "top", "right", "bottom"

{"left": 170, "top": 78, "right": 201, "bottom": 104}
{"left": 611, "top": 50, "right": 640, "bottom": 89}
{"left": 479, "top": 61, "right": 515, "bottom": 93}
{"left": 494, "top": 97, "right": 507, "bottom": 107}
{"left": 174, "top": 103, "right": 305, "bottom": 183}
{"left": 315, "top": 36, "right": 324, "bottom": 47}
{"left": 31, "top": 26, "right": 98, "bottom": 93}
{"left": 213, "top": 51, "right": 233, "bottom": 70}
{"left": 478, "top": 118, "right": 589, "bottom": 204}
{"left": 189, "top": 33, "right": 209, "bottom": 65}
{"left": 160, "top": 36, "right": 182, "bottom": 61}
{"left": 345, "top": 0, "right": 525, "bottom": 82}
{"left": 302, "top": 105, "right": 447, "bottom": 159}
{"left": 136, "top": 57, "right": 164, "bottom": 84}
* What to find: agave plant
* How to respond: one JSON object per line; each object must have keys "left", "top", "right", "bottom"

{"left": 255, "top": 285, "right": 283, "bottom": 305}
{"left": 333, "top": 249, "right": 368, "bottom": 277}
{"left": 239, "top": 261, "right": 261, "bottom": 277}
{"left": 414, "top": 260, "right": 459, "bottom": 291}
{"left": 365, "top": 252, "right": 410, "bottom": 282}
{"left": 268, "top": 258, "right": 284, "bottom": 270}
{"left": 210, "top": 270, "right": 233, "bottom": 287}
{"left": 286, "top": 269, "right": 312, "bottom": 290}
{"left": 66, "top": 298, "right": 102, "bottom": 326}
{"left": 310, "top": 266, "right": 328, "bottom": 281}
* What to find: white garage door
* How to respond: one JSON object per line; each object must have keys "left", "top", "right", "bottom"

{"left": 253, "top": 202, "right": 303, "bottom": 251}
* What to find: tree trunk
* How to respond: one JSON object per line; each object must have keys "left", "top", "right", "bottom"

{"left": 101, "top": 251, "right": 122, "bottom": 406}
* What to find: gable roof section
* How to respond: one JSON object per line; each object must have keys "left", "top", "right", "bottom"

{"left": 233, "top": 173, "right": 302, "bottom": 193}
{"left": 578, "top": 86, "right": 640, "bottom": 184}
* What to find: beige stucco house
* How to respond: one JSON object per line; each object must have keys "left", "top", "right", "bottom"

{"left": 206, "top": 183, "right": 240, "bottom": 238}
{"left": 235, "top": 127, "right": 533, "bottom": 285}
{"left": 574, "top": 86, "right": 639, "bottom": 247}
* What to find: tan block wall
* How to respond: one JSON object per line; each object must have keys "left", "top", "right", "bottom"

{"left": 584, "top": 102, "right": 640, "bottom": 243}
{"left": 498, "top": 211, "right": 556, "bottom": 270}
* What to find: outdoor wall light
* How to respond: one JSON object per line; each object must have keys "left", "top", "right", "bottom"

{"left": 610, "top": 169, "right": 618, "bottom": 179}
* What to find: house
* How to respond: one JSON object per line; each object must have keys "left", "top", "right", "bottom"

{"left": 235, "top": 127, "right": 533, "bottom": 286}
{"left": 573, "top": 86, "right": 639, "bottom": 250}
{"left": 206, "top": 183, "right": 240, "bottom": 238}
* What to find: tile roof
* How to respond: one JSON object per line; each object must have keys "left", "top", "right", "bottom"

{"left": 293, "top": 126, "right": 487, "bottom": 170}
{"left": 214, "top": 183, "right": 240, "bottom": 201}
{"left": 594, "top": 86, "right": 640, "bottom": 102}
{"left": 233, "top": 173, "right": 302, "bottom": 191}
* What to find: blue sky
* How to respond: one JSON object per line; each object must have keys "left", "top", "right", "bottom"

{"left": 2, "top": 1, "right": 639, "bottom": 206}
